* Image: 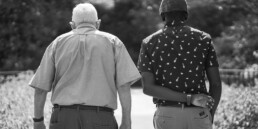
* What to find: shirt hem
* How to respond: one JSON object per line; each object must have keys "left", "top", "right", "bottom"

{"left": 28, "top": 84, "right": 51, "bottom": 92}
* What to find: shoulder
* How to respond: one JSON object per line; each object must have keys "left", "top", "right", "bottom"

{"left": 47, "top": 31, "right": 74, "bottom": 51}
{"left": 53, "top": 31, "right": 74, "bottom": 44}
{"left": 143, "top": 29, "right": 163, "bottom": 44}
{"left": 95, "top": 30, "right": 117, "bottom": 39}
{"left": 56, "top": 31, "right": 74, "bottom": 41}
{"left": 95, "top": 30, "right": 123, "bottom": 46}
{"left": 189, "top": 27, "right": 211, "bottom": 40}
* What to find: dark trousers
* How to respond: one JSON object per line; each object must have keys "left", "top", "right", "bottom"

{"left": 49, "top": 106, "right": 118, "bottom": 129}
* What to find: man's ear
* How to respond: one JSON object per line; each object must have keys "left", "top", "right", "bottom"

{"left": 69, "top": 21, "right": 76, "bottom": 30}
{"left": 96, "top": 20, "right": 101, "bottom": 30}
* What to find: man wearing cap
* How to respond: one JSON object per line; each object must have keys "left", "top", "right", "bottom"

{"left": 138, "top": 0, "right": 222, "bottom": 129}
{"left": 30, "top": 3, "right": 141, "bottom": 129}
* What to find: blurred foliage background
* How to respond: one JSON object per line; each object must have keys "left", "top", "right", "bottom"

{"left": 1, "top": 1, "right": 258, "bottom": 128}
{"left": 0, "top": 0, "right": 258, "bottom": 70}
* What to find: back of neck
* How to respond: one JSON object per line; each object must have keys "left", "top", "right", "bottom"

{"left": 165, "top": 20, "right": 185, "bottom": 27}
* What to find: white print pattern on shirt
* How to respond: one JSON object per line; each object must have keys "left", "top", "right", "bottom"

{"left": 138, "top": 25, "right": 219, "bottom": 95}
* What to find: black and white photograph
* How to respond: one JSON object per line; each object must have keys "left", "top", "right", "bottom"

{"left": 0, "top": 0, "right": 257, "bottom": 129}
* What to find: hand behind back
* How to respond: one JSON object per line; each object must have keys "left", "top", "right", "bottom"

{"left": 191, "top": 94, "right": 214, "bottom": 109}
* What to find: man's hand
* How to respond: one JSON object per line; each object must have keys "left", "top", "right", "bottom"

{"left": 191, "top": 94, "right": 214, "bottom": 109}
{"left": 34, "top": 121, "right": 46, "bottom": 129}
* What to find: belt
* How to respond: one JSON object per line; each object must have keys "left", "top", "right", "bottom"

{"left": 156, "top": 100, "right": 196, "bottom": 108}
{"left": 53, "top": 104, "right": 114, "bottom": 112}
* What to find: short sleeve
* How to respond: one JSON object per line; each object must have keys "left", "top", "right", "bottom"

{"left": 115, "top": 39, "right": 141, "bottom": 88}
{"left": 205, "top": 40, "right": 219, "bottom": 68}
{"left": 29, "top": 43, "right": 56, "bottom": 92}
{"left": 137, "top": 41, "right": 153, "bottom": 73}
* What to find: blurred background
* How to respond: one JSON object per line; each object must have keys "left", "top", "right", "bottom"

{"left": 0, "top": 0, "right": 258, "bottom": 129}
{"left": 1, "top": 0, "right": 258, "bottom": 71}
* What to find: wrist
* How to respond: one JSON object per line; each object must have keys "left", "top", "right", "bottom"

{"left": 33, "top": 116, "right": 44, "bottom": 122}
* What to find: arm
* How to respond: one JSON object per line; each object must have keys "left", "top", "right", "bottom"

{"left": 141, "top": 72, "right": 188, "bottom": 102}
{"left": 206, "top": 67, "right": 222, "bottom": 122}
{"left": 33, "top": 87, "right": 48, "bottom": 129}
{"left": 34, "top": 88, "right": 48, "bottom": 118}
{"left": 141, "top": 72, "right": 214, "bottom": 108}
{"left": 117, "top": 84, "right": 132, "bottom": 129}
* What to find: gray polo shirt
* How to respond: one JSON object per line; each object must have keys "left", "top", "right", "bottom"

{"left": 29, "top": 23, "right": 141, "bottom": 109}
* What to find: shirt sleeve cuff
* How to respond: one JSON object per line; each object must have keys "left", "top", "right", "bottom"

{"left": 117, "top": 74, "right": 142, "bottom": 87}
{"left": 29, "top": 83, "right": 51, "bottom": 92}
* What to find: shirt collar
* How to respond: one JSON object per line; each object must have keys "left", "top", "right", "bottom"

{"left": 74, "top": 23, "right": 97, "bottom": 35}
{"left": 164, "top": 20, "right": 186, "bottom": 28}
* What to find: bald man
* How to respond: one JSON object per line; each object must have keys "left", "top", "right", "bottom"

{"left": 30, "top": 3, "right": 141, "bottom": 129}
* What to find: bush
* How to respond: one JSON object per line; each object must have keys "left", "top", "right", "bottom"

{"left": 214, "top": 85, "right": 258, "bottom": 129}
{"left": 0, "top": 71, "right": 52, "bottom": 129}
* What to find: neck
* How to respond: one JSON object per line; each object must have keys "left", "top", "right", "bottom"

{"left": 165, "top": 20, "right": 185, "bottom": 27}
{"left": 76, "top": 22, "right": 97, "bottom": 29}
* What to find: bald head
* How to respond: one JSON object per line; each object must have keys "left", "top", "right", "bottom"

{"left": 72, "top": 3, "right": 99, "bottom": 26}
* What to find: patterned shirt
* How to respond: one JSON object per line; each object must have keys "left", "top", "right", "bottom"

{"left": 29, "top": 23, "right": 141, "bottom": 109}
{"left": 138, "top": 21, "right": 219, "bottom": 101}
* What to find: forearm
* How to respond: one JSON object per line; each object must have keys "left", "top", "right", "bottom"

{"left": 209, "top": 82, "right": 222, "bottom": 116}
{"left": 34, "top": 88, "right": 48, "bottom": 118}
{"left": 143, "top": 83, "right": 187, "bottom": 102}
{"left": 205, "top": 67, "right": 222, "bottom": 119}
{"left": 118, "top": 84, "right": 131, "bottom": 128}
{"left": 141, "top": 72, "right": 187, "bottom": 102}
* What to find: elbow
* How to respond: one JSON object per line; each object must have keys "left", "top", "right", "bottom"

{"left": 35, "top": 88, "right": 48, "bottom": 97}
{"left": 143, "top": 87, "right": 148, "bottom": 95}
{"left": 215, "top": 82, "right": 222, "bottom": 89}
{"left": 210, "top": 82, "right": 222, "bottom": 93}
{"left": 143, "top": 86, "right": 152, "bottom": 96}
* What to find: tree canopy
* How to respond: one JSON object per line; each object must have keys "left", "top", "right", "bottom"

{"left": 0, "top": 0, "right": 257, "bottom": 70}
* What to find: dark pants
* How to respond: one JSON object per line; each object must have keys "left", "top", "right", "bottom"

{"left": 49, "top": 106, "right": 118, "bottom": 129}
